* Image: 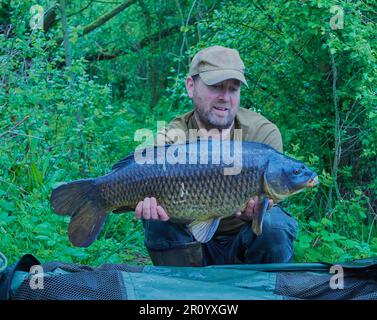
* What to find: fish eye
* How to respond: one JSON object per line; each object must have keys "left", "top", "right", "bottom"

{"left": 293, "top": 169, "right": 301, "bottom": 175}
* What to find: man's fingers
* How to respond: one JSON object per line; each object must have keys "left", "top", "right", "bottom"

{"left": 157, "top": 206, "right": 170, "bottom": 221}
{"left": 135, "top": 201, "right": 143, "bottom": 220}
{"left": 268, "top": 199, "right": 274, "bottom": 209}
{"left": 142, "top": 197, "right": 151, "bottom": 219}
{"left": 244, "top": 197, "right": 258, "bottom": 217}
{"left": 135, "top": 197, "right": 169, "bottom": 221}
{"left": 150, "top": 197, "right": 158, "bottom": 220}
{"left": 245, "top": 200, "right": 254, "bottom": 216}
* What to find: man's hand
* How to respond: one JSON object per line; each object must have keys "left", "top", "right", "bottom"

{"left": 135, "top": 197, "right": 170, "bottom": 221}
{"left": 234, "top": 196, "right": 274, "bottom": 221}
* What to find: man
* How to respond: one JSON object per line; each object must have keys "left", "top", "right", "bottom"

{"left": 135, "top": 46, "right": 298, "bottom": 266}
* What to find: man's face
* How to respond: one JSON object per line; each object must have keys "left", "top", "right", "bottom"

{"left": 186, "top": 76, "right": 241, "bottom": 129}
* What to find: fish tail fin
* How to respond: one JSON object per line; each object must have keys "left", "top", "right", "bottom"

{"left": 50, "top": 179, "right": 108, "bottom": 247}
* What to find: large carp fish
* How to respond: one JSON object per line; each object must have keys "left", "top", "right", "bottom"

{"left": 51, "top": 140, "right": 319, "bottom": 247}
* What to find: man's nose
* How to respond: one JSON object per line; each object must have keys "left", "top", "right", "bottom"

{"left": 218, "top": 89, "right": 231, "bottom": 102}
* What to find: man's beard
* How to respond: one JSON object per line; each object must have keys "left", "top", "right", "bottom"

{"left": 195, "top": 105, "right": 236, "bottom": 130}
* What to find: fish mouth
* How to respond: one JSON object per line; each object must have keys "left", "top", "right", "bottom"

{"left": 306, "top": 175, "right": 319, "bottom": 188}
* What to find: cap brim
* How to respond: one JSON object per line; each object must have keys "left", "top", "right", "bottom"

{"left": 200, "top": 69, "right": 248, "bottom": 88}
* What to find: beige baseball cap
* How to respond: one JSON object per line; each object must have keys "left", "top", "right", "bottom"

{"left": 189, "top": 45, "right": 248, "bottom": 87}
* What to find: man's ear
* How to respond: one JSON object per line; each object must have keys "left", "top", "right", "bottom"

{"left": 186, "top": 76, "right": 195, "bottom": 99}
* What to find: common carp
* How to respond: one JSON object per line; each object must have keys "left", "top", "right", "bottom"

{"left": 51, "top": 140, "right": 319, "bottom": 247}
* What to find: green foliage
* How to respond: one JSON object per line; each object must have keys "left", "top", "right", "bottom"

{"left": 0, "top": 0, "right": 376, "bottom": 266}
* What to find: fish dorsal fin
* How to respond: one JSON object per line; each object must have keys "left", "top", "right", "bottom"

{"left": 111, "top": 144, "right": 173, "bottom": 171}
{"left": 112, "top": 154, "right": 135, "bottom": 171}
{"left": 188, "top": 218, "right": 220, "bottom": 243}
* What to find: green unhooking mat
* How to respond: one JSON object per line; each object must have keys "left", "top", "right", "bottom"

{"left": 0, "top": 252, "right": 377, "bottom": 300}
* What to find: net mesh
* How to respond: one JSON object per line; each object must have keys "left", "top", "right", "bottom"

{"left": 275, "top": 270, "right": 377, "bottom": 300}
{"left": 12, "top": 262, "right": 143, "bottom": 300}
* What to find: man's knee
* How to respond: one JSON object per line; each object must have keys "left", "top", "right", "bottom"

{"left": 263, "top": 205, "right": 298, "bottom": 241}
{"left": 243, "top": 205, "right": 298, "bottom": 263}
{"left": 143, "top": 220, "right": 204, "bottom": 266}
{"left": 143, "top": 220, "right": 195, "bottom": 250}
{"left": 147, "top": 241, "right": 204, "bottom": 266}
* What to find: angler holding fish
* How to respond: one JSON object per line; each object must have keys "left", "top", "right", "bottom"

{"left": 51, "top": 46, "right": 319, "bottom": 266}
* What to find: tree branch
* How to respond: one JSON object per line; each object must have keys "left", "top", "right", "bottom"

{"left": 43, "top": 2, "right": 58, "bottom": 32}
{"left": 67, "top": 0, "right": 96, "bottom": 18}
{"left": 43, "top": 0, "right": 97, "bottom": 32}
{"left": 0, "top": 115, "right": 30, "bottom": 139}
{"left": 85, "top": 24, "right": 180, "bottom": 61}
{"left": 59, "top": 0, "right": 72, "bottom": 67}
{"left": 55, "top": 0, "right": 137, "bottom": 44}
{"left": 83, "top": 1, "right": 221, "bottom": 62}
{"left": 82, "top": 0, "right": 137, "bottom": 36}
{"left": 328, "top": 51, "right": 342, "bottom": 209}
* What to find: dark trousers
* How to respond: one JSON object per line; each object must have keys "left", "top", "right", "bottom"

{"left": 142, "top": 205, "right": 298, "bottom": 266}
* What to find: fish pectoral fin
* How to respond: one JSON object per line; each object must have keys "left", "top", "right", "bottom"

{"left": 189, "top": 218, "right": 220, "bottom": 243}
{"left": 251, "top": 196, "right": 269, "bottom": 236}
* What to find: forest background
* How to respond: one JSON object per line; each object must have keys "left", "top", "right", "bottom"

{"left": 0, "top": 0, "right": 376, "bottom": 266}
